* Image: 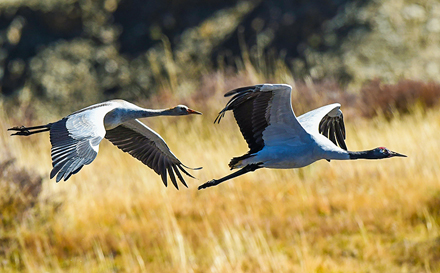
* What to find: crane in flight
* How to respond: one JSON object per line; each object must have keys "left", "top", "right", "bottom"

{"left": 8, "top": 99, "right": 202, "bottom": 189}
{"left": 198, "top": 84, "right": 406, "bottom": 190}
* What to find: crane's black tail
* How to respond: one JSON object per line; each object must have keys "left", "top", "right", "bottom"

{"left": 228, "top": 153, "right": 255, "bottom": 169}
{"left": 8, "top": 124, "right": 52, "bottom": 136}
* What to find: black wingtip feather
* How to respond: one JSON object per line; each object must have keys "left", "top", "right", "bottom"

{"left": 335, "top": 122, "right": 347, "bottom": 150}
{"left": 319, "top": 113, "right": 348, "bottom": 151}
{"left": 173, "top": 165, "right": 188, "bottom": 188}
{"left": 319, "top": 117, "right": 327, "bottom": 134}
{"left": 160, "top": 164, "right": 168, "bottom": 187}
{"left": 181, "top": 164, "right": 202, "bottom": 171}
{"left": 340, "top": 115, "right": 346, "bottom": 138}
{"left": 177, "top": 165, "right": 196, "bottom": 179}
{"left": 224, "top": 85, "right": 262, "bottom": 97}
{"left": 322, "top": 121, "right": 329, "bottom": 138}
{"left": 106, "top": 124, "right": 198, "bottom": 189}
{"left": 329, "top": 122, "right": 337, "bottom": 146}
{"left": 168, "top": 167, "right": 179, "bottom": 190}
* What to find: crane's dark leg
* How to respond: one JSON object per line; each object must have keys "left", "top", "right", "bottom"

{"left": 198, "top": 164, "right": 261, "bottom": 190}
{"left": 8, "top": 124, "right": 51, "bottom": 136}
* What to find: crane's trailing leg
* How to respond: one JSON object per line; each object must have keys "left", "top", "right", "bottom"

{"left": 198, "top": 164, "right": 261, "bottom": 190}
{"left": 8, "top": 124, "right": 51, "bottom": 136}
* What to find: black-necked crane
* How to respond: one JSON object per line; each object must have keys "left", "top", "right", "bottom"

{"left": 8, "top": 99, "right": 202, "bottom": 189}
{"left": 198, "top": 84, "right": 406, "bottom": 190}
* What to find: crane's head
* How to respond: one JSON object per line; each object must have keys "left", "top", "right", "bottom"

{"left": 373, "top": 147, "right": 407, "bottom": 158}
{"left": 171, "top": 105, "right": 202, "bottom": 115}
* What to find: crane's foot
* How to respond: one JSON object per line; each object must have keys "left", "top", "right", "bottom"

{"left": 8, "top": 125, "right": 51, "bottom": 136}
{"left": 8, "top": 126, "right": 32, "bottom": 136}
{"left": 198, "top": 179, "right": 219, "bottom": 190}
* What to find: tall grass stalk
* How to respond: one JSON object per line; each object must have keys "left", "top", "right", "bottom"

{"left": 1, "top": 92, "right": 440, "bottom": 272}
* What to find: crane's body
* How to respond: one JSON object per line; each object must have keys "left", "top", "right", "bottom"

{"left": 198, "top": 84, "right": 406, "bottom": 190}
{"left": 9, "top": 99, "right": 202, "bottom": 189}
{"left": 238, "top": 137, "right": 348, "bottom": 169}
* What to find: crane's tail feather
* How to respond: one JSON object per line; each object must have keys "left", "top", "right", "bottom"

{"left": 8, "top": 124, "right": 52, "bottom": 136}
{"left": 228, "top": 153, "right": 255, "bottom": 169}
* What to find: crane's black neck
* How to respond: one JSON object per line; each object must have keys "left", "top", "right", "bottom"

{"left": 348, "top": 149, "right": 380, "bottom": 160}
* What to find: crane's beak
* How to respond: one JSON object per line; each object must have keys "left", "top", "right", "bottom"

{"left": 187, "top": 108, "right": 202, "bottom": 115}
{"left": 389, "top": 151, "right": 407, "bottom": 158}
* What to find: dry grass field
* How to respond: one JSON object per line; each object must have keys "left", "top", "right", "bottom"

{"left": 3, "top": 1, "right": 440, "bottom": 272}
{"left": 1, "top": 78, "right": 440, "bottom": 272}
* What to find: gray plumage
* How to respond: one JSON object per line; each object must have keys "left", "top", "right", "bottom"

{"left": 198, "top": 84, "right": 406, "bottom": 190}
{"left": 8, "top": 99, "right": 202, "bottom": 189}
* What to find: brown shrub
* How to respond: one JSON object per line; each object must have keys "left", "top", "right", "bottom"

{"left": 0, "top": 157, "right": 44, "bottom": 268}
{"left": 190, "top": 74, "right": 359, "bottom": 118}
{"left": 0, "top": 158, "right": 43, "bottom": 227}
{"left": 360, "top": 79, "right": 440, "bottom": 118}
{"left": 292, "top": 79, "right": 357, "bottom": 116}
{"left": 186, "top": 74, "right": 440, "bottom": 123}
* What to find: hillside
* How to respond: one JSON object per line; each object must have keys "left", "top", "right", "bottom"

{"left": 1, "top": 0, "right": 440, "bottom": 113}
{"left": 1, "top": 1, "right": 440, "bottom": 272}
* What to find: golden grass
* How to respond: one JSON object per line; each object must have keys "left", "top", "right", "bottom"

{"left": 1, "top": 96, "right": 440, "bottom": 272}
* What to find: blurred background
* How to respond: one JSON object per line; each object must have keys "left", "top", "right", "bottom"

{"left": 1, "top": 0, "right": 440, "bottom": 272}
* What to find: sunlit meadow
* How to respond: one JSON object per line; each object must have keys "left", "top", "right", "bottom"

{"left": 2, "top": 0, "right": 440, "bottom": 271}
{"left": 1, "top": 70, "right": 440, "bottom": 272}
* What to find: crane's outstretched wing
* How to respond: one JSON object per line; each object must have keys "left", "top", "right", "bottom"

{"left": 297, "top": 103, "right": 347, "bottom": 150}
{"left": 105, "top": 119, "right": 197, "bottom": 189}
{"left": 50, "top": 112, "right": 106, "bottom": 182}
{"left": 215, "top": 84, "right": 309, "bottom": 155}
